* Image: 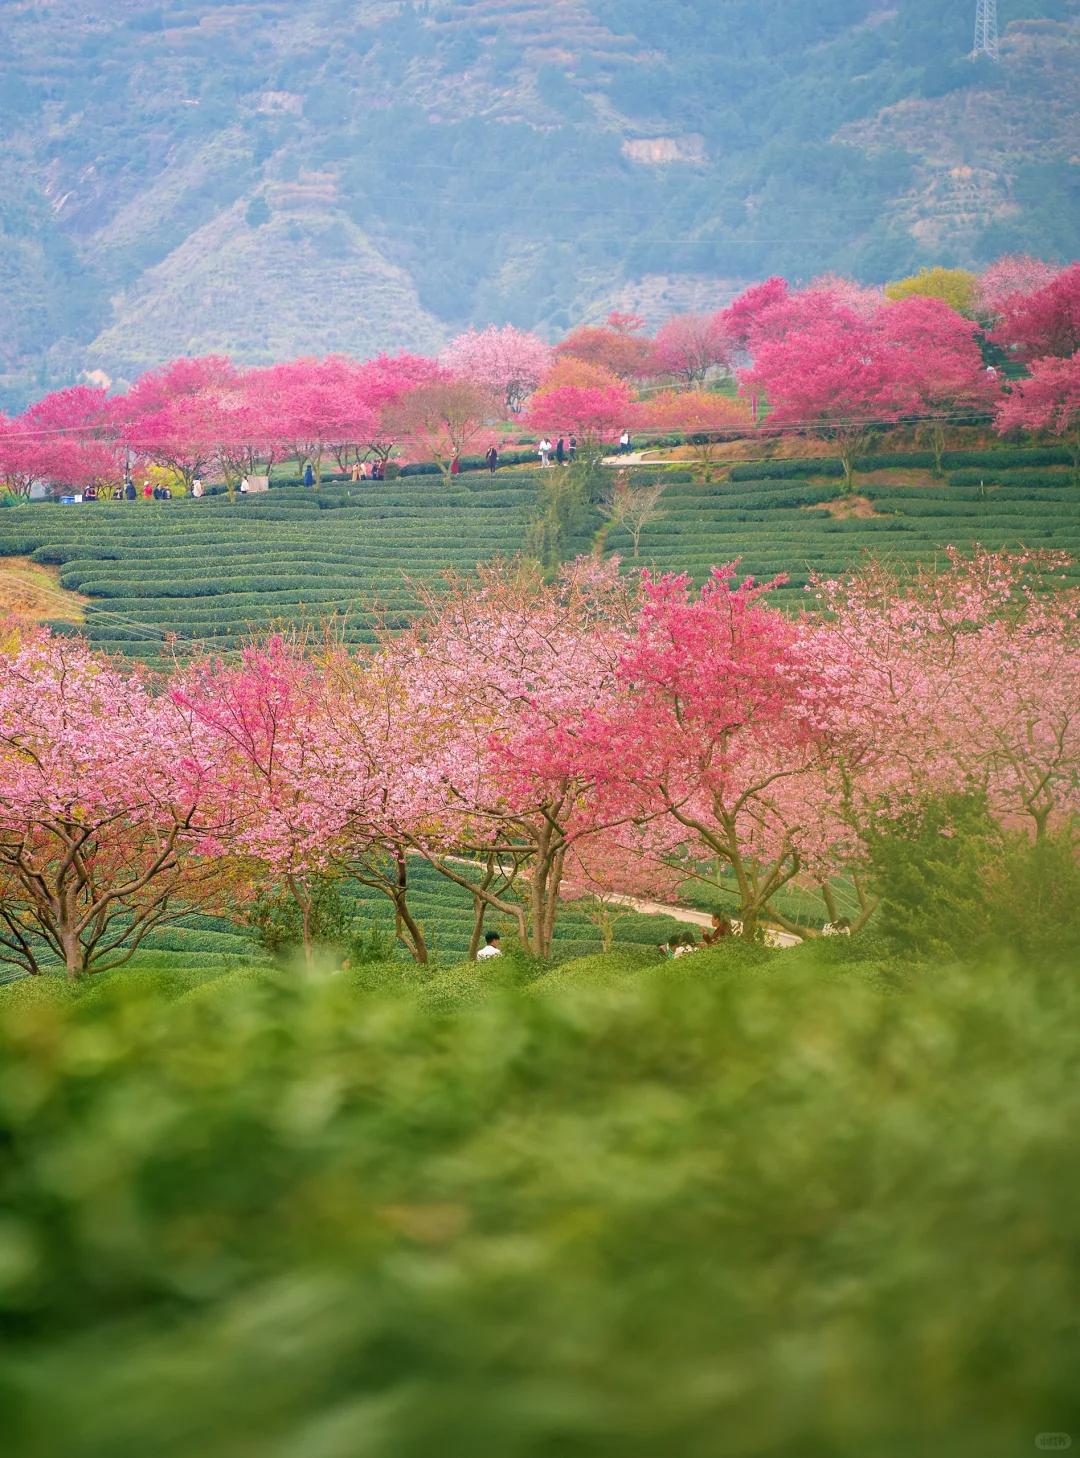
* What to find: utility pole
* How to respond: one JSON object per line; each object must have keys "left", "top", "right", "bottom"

{"left": 973, "top": 0, "right": 1000, "bottom": 61}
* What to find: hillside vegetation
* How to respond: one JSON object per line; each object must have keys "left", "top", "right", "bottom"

{"left": 0, "top": 0, "right": 1076, "bottom": 406}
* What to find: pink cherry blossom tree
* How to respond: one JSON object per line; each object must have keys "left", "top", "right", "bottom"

{"left": 587, "top": 564, "right": 841, "bottom": 940}
{"left": 525, "top": 382, "right": 634, "bottom": 453}
{"left": 385, "top": 557, "right": 637, "bottom": 957}
{"left": 652, "top": 312, "right": 734, "bottom": 389}
{"left": 442, "top": 325, "right": 552, "bottom": 414}
{"left": 996, "top": 352, "right": 1080, "bottom": 477}
{"left": 261, "top": 356, "right": 378, "bottom": 489}
{"left": 353, "top": 352, "right": 443, "bottom": 468}
{"left": 991, "top": 263, "right": 1080, "bottom": 361}
{"left": 738, "top": 304, "right": 913, "bottom": 488}
{"left": 120, "top": 355, "right": 239, "bottom": 492}
{"left": 0, "top": 632, "right": 232, "bottom": 980}
{"left": 885, "top": 294, "right": 1000, "bottom": 475}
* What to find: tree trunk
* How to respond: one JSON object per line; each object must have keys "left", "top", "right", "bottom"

{"left": 61, "top": 927, "right": 85, "bottom": 981}
{"left": 394, "top": 891, "right": 428, "bottom": 964}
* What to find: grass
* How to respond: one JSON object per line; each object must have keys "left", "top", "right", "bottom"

{"left": 2, "top": 940, "right": 1078, "bottom": 1456}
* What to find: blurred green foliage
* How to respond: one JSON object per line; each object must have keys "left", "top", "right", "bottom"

{"left": 2, "top": 937, "right": 1080, "bottom": 1456}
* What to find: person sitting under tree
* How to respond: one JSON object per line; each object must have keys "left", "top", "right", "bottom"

{"left": 476, "top": 931, "right": 503, "bottom": 960}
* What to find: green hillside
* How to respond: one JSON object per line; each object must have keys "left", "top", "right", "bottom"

{"left": 1, "top": 450, "right": 1078, "bottom": 663}
{"left": 0, "top": 0, "right": 1076, "bottom": 406}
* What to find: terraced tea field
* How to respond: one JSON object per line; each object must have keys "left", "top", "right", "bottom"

{"left": 0, "top": 449, "right": 1077, "bottom": 663}
{"left": 607, "top": 451, "right": 1080, "bottom": 603}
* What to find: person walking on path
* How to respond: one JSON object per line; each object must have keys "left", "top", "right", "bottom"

{"left": 485, "top": 445, "right": 499, "bottom": 475}
{"left": 538, "top": 438, "right": 553, "bottom": 468}
{"left": 556, "top": 436, "right": 566, "bottom": 465}
{"left": 568, "top": 435, "right": 578, "bottom": 463}
{"left": 619, "top": 428, "right": 632, "bottom": 455}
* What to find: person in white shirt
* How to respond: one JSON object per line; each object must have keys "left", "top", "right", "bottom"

{"left": 476, "top": 931, "right": 503, "bottom": 960}
{"left": 538, "top": 438, "right": 552, "bottom": 468}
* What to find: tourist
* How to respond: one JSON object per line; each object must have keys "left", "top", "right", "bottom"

{"left": 823, "top": 917, "right": 852, "bottom": 937}
{"left": 451, "top": 454, "right": 461, "bottom": 476}
{"left": 568, "top": 435, "right": 578, "bottom": 462}
{"left": 303, "top": 462, "right": 314, "bottom": 488}
{"left": 192, "top": 478, "right": 203, "bottom": 498}
{"left": 702, "top": 913, "right": 732, "bottom": 946}
{"left": 143, "top": 480, "right": 153, "bottom": 499}
{"left": 477, "top": 931, "right": 503, "bottom": 960}
{"left": 538, "top": 437, "right": 552, "bottom": 468}
{"left": 351, "top": 461, "right": 362, "bottom": 482}
{"left": 619, "top": 428, "right": 632, "bottom": 455}
{"left": 125, "top": 479, "right": 137, "bottom": 501}
{"left": 240, "top": 476, "right": 250, "bottom": 494}
{"left": 672, "top": 930, "right": 699, "bottom": 958}
{"left": 556, "top": 436, "right": 566, "bottom": 465}
{"left": 486, "top": 444, "right": 499, "bottom": 475}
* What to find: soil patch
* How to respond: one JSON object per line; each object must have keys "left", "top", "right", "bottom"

{"left": 0, "top": 558, "right": 88, "bottom": 624}
{"left": 805, "top": 495, "right": 886, "bottom": 521}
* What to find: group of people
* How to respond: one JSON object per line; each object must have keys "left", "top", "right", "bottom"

{"left": 347, "top": 460, "right": 387, "bottom": 482}
{"left": 536, "top": 435, "right": 578, "bottom": 468}
{"left": 659, "top": 912, "right": 733, "bottom": 959}
{"left": 77, "top": 478, "right": 174, "bottom": 502}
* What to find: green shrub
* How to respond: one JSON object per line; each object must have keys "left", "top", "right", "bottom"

{"left": 867, "top": 793, "right": 1080, "bottom": 963}
{"left": 3, "top": 947, "right": 1080, "bottom": 1453}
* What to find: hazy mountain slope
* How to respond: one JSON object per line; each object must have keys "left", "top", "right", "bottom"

{"left": 0, "top": 0, "right": 1076, "bottom": 406}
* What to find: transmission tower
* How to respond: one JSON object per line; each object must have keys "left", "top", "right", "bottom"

{"left": 973, "top": 0, "right": 1000, "bottom": 60}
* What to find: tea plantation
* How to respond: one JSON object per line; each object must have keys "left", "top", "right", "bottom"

{"left": 0, "top": 859, "right": 687, "bottom": 984}
{"left": 0, "top": 447, "right": 1077, "bottom": 662}
{"left": 606, "top": 447, "right": 1080, "bottom": 604}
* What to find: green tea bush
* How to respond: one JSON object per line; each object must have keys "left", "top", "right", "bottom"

{"left": 3, "top": 944, "right": 1080, "bottom": 1455}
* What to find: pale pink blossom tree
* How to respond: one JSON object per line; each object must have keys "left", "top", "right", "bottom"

{"left": 807, "top": 549, "right": 1080, "bottom": 846}
{"left": 976, "top": 255, "right": 1062, "bottom": 325}
{"left": 0, "top": 633, "right": 232, "bottom": 980}
{"left": 386, "top": 375, "right": 494, "bottom": 478}
{"left": 442, "top": 325, "right": 552, "bottom": 414}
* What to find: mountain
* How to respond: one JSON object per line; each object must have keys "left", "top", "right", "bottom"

{"left": 0, "top": 0, "right": 1077, "bottom": 407}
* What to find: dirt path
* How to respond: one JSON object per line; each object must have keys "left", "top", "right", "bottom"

{"left": 609, "top": 894, "right": 802, "bottom": 948}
